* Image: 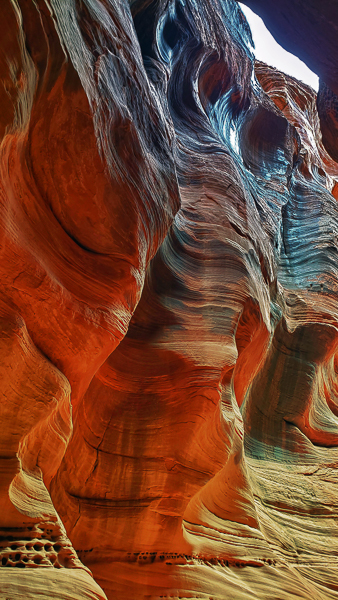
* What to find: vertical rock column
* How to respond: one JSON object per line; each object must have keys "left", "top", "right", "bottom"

{"left": 0, "top": 0, "right": 179, "bottom": 598}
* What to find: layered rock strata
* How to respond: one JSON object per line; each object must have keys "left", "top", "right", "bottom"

{"left": 0, "top": 1, "right": 338, "bottom": 599}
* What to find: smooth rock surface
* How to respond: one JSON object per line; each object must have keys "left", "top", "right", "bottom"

{"left": 0, "top": 1, "right": 338, "bottom": 600}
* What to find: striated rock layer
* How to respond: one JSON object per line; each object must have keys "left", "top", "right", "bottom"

{"left": 0, "top": 1, "right": 338, "bottom": 599}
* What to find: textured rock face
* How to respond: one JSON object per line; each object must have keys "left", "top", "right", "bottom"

{"left": 240, "top": 0, "right": 338, "bottom": 165}
{"left": 0, "top": 1, "right": 338, "bottom": 599}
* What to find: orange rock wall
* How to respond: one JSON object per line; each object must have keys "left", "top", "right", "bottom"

{"left": 0, "top": 1, "right": 338, "bottom": 599}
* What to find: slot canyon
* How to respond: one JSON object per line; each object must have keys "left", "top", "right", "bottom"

{"left": 0, "top": 1, "right": 338, "bottom": 599}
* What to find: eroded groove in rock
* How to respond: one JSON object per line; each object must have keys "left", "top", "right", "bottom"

{"left": 1, "top": 1, "right": 338, "bottom": 600}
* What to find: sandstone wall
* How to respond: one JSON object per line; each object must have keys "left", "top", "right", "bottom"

{"left": 0, "top": 1, "right": 338, "bottom": 599}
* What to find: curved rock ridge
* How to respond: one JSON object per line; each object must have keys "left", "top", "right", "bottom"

{"left": 0, "top": 0, "right": 179, "bottom": 598}
{"left": 0, "top": 1, "right": 338, "bottom": 600}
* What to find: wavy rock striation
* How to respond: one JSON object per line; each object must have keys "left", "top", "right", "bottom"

{"left": 0, "top": 1, "right": 338, "bottom": 599}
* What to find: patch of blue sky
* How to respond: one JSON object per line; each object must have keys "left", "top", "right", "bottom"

{"left": 239, "top": 4, "right": 319, "bottom": 92}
